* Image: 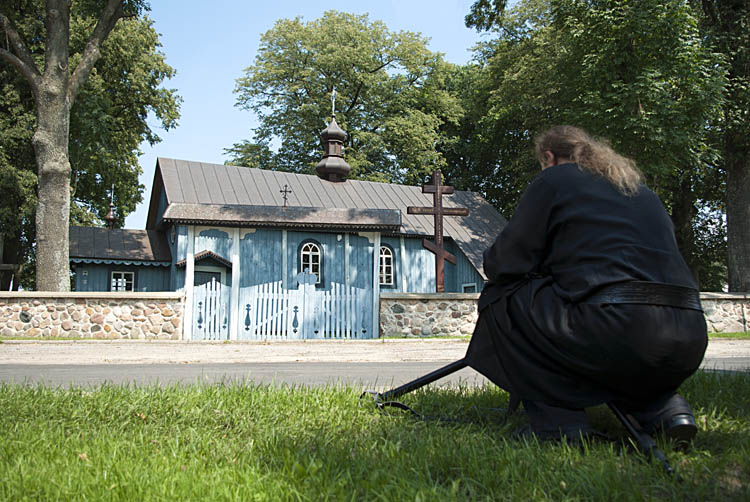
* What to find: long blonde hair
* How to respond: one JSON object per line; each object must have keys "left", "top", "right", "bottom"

{"left": 535, "top": 126, "right": 643, "bottom": 195}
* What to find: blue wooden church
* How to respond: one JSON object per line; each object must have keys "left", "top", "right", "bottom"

{"left": 69, "top": 117, "right": 507, "bottom": 340}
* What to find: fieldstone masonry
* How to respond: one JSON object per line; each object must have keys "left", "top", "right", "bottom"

{"left": 380, "top": 292, "right": 749, "bottom": 337}
{"left": 701, "top": 293, "right": 750, "bottom": 333}
{"left": 0, "top": 291, "right": 746, "bottom": 340}
{"left": 0, "top": 292, "right": 185, "bottom": 340}
{"left": 380, "top": 293, "right": 479, "bottom": 338}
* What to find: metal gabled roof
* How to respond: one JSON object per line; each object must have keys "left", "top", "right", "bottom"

{"left": 147, "top": 157, "right": 508, "bottom": 279}
{"left": 69, "top": 226, "right": 171, "bottom": 264}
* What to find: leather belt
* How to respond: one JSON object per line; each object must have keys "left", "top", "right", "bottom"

{"left": 581, "top": 281, "right": 702, "bottom": 312}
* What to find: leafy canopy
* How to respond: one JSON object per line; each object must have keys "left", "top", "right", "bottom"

{"left": 442, "top": 0, "right": 726, "bottom": 288}
{"left": 231, "top": 10, "right": 461, "bottom": 185}
{"left": 0, "top": 0, "right": 180, "bottom": 289}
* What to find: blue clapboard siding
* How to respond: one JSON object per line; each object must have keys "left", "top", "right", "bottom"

{"left": 445, "top": 239, "right": 486, "bottom": 293}
{"left": 73, "top": 264, "right": 170, "bottom": 292}
{"left": 169, "top": 226, "right": 482, "bottom": 294}
{"left": 287, "top": 231, "right": 348, "bottom": 291}
{"left": 195, "top": 228, "right": 232, "bottom": 260}
{"left": 401, "top": 236, "right": 437, "bottom": 293}
{"left": 240, "top": 229, "right": 282, "bottom": 287}
{"left": 173, "top": 225, "right": 188, "bottom": 291}
{"left": 347, "top": 233, "right": 374, "bottom": 290}
{"left": 380, "top": 237, "right": 403, "bottom": 292}
{"left": 394, "top": 237, "right": 484, "bottom": 293}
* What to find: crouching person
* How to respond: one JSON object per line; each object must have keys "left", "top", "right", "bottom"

{"left": 472, "top": 125, "right": 707, "bottom": 446}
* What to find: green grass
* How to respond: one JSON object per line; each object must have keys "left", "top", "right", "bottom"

{"left": 1, "top": 371, "right": 749, "bottom": 501}
{"left": 709, "top": 331, "right": 750, "bottom": 339}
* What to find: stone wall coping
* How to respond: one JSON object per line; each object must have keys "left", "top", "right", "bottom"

{"left": 0, "top": 292, "right": 184, "bottom": 300}
{"left": 700, "top": 292, "right": 749, "bottom": 300}
{"left": 380, "top": 292, "right": 480, "bottom": 300}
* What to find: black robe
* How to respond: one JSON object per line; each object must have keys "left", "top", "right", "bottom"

{"left": 466, "top": 163, "right": 707, "bottom": 408}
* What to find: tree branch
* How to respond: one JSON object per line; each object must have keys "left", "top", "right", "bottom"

{"left": 0, "top": 11, "right": 41, "bottom": 93}
{"left": 68, "top": 0, "right": 126, "bottom": 105}
{"left": 346, "top": 82, "right": 364, "bottom": 115}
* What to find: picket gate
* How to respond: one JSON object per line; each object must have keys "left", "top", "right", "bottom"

{"left": 192, "top": 278, "right": 230, "bottom": 340}
{"left": 237, "top": 281, "right": 371, "bottom": 340}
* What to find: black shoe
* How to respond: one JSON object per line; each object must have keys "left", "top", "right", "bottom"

{"left": 617, "top": 393, "right": 698, "bottom": 449}
{"left": 656, "top": 413, "right": 697, "bottom": 450}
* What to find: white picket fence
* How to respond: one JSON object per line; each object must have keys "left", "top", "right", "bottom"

{"left": 238, "top": 281, "right": 371, "bottom": 340}
{"left": 192, "top": 278, "right": 230, "bottom": 340}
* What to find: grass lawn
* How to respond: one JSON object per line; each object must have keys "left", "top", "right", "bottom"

{"left": 1, "top": 371, "right": 748, "bottom": 501}
{"left": 709, "top": 331, "right": 750, "bottom": 340}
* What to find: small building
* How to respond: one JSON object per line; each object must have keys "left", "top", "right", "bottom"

{"left": 70, "top": 117, "right": 507, "bottom": 340}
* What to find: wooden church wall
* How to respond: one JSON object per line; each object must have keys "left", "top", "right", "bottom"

{"left": 444, "top": 240, "right": 485, "bottom": 293}
{"left": 195, "top": 228, "right": 232, "bottom": 260}
{"left": 73, "top": 263, "right": 170, "bottom": 292}
{"left": 170, "top": 225, "right": 482, "bottom": 294}
{"left": 240, "top": 229, "right": 283, "bottom": 288}
{"left": 346, "top": 233, "right": 375, "bottom": 290}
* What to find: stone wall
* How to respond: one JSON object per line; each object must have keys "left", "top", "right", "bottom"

{"left": 380, "top": 293, "right": 479, "bottom": 338}
{"left": 701, "top": 293, "right": 749, "bottom": 333}
{"left": 0, "top": 292, "right": 185, "bottom": 340}
{"left": 380, "top": 292, "right": 749, "bottom": 337}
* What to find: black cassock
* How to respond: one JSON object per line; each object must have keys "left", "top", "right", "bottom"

{"left": 465, "top": 163, "right": 707, "bottom": 409}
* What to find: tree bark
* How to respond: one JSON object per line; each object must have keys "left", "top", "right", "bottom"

{"left": 671, "top": 176, "right": 699, "bottom": 286}
{"left": 726, "top": 140, "right": 750, "bottom": 292}
{"left": 33, "top": 80, "right": 72, "bottom": 291}
{"left": 1, "top": 0, "right": 126, "bottom": 291}
{"left": 30, "top": 0, "right": 72, "bottom": 291}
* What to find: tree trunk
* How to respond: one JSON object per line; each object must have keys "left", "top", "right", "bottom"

{"left": 32, "top": 80, "right": 72, "bottom": 292}
{"left": 726, "top": 140, "right": 750, "bottom": 292}
{"left": 0, "top": 232, "right": 23, "bottom": 291}
{"left": 671, "top": 176, "right": 699, "bottom": 286}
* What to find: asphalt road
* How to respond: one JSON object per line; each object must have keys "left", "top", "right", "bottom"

{"left": 0, "top": 346, "right": 746, "bottom": 388}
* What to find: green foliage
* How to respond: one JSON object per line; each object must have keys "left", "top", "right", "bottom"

{"left": 0, "top": 371, "right": 749, "bottom": 500}
{"left": 690, "top": 0, "right": 750, "bottom": 291}
{"left": 445, "top": 0, "right": 727, "bottom": 288}
{"left": 68, "top": 13, "right": 180, "bottom": 227}
{"left": 233, "top": 10, "right": 461, "bottom": 184}
{"left": 465, "top": 0, "right": 509, "bottom": 31}
{"left": 0, "top": 0, "right": 180, "bottom": 289}
{"left": 224, "top": 140, "right": 276, "bottom": 170}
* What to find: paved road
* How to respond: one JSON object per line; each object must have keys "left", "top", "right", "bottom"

{"left": 0, "top": 358, "right": 747, "bottom": 389}
{"left": 0, "top": 339, "right": 747, "bottom": 388}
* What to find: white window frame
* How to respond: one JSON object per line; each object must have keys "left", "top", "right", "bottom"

{"left": 111, "top": 271, "right": 135, "bottom": 292}
{"left": 300, "top": 241, "right": 322, "bottom": 285}
{"left": 379, "top": 245, "right": 394, "bottom": 286}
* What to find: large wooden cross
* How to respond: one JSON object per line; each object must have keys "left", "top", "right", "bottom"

{"left": 407, "top": 170, "right": 469, "bottom": 292}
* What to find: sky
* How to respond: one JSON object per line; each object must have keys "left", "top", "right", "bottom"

{"left": 124, "top": 0, "right": 488, "bottom": 229}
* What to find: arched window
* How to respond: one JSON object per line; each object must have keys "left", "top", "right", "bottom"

{"left": 299, "top": 240, "right": 322, "bottom": 285}
{"left": 379, "top": 245, "right": 395, "bottom": 287}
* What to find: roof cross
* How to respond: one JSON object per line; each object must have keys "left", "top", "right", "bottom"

{"left": 407, "top": 170, "right": 469, "bottom": 292}
{"left": 280, "top": 184, "right": 292, "bottom": 207}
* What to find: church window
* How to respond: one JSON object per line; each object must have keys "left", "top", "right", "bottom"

{"left": 379, "top": 245, "right": 395, "bottom": 286}
{"left": 299, "top": 240, "right": 322, "bottom": 285}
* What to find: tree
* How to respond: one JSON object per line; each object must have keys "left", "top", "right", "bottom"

{"left": 691, "top": 0, "right": 750, "bottom": 292}
{"left": 232, "top": 10, "right": 461, "bottom": 185}
{"left": 446, "top": 0, "right": 727, "bottom": 288}
{"left": 0, "top": 0, "right": 179, "bottom": 291}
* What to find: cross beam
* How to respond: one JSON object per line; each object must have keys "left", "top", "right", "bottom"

{"left": 407, "top": 170, "right": 469, "bottom": 292}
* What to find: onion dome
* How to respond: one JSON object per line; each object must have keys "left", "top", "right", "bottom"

{"left": 104, "top": 201, "right": 117, "bottom": 229}
{"left": 316, "top": 115, "right": 351, "bottom": 182}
